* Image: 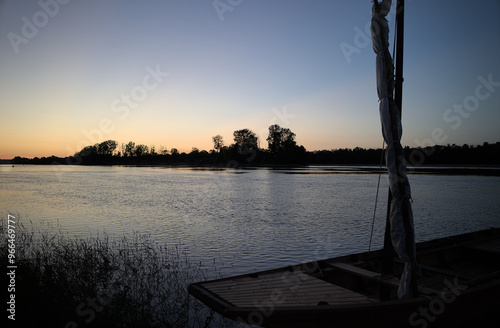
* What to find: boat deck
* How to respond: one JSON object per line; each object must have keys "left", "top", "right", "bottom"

{"left": 199, "top": 270, "right": 371, "bottom": 308}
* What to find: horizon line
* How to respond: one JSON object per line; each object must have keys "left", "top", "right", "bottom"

{"left": 3, "top": 140, "right": 499, "bottom": 161}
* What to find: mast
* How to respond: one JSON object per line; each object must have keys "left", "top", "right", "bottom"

{"left": 393, "top": 0, "right": 419, "bottom": 299}
{"left": 394, "top": 0, "right": 404, "bottom": 114}
{"left": 372, "top": 0, "right": 419, "bottom": 300}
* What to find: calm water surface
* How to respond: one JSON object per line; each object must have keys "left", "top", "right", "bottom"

{"left": 1, "top": 165, "right": 499, "bottom": 276}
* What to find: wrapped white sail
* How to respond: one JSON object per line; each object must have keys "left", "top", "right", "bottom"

{"left": 371, "top": 0, "right": 418, "bottom": 300}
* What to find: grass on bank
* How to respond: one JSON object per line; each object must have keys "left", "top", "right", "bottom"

{"left": 1, "top": 217, "right": 234, "bottom": 328}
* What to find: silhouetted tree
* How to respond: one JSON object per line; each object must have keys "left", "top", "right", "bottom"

{"left": 231, "top": 129, "right": 259, "bottom": 163}
{"left": 79, "top": 145, "right": 96, "bottom": 157}
{"left": 233, "top": 129, "right": 258, "bottom": 153}
{"left": 134, "top": 144, "right": 149, "bottom": 157}
{"left": 158, "top": 145, "right": 169, "bottom": 155}
{"left": 96, "top": 140, "right": 117, "bottom": 156}
{"left": 124, "top": 141, "right": 136, "bottom": 157}
{"left": 212, "top": 135, "right": 224, "bottom": 153}
{"left": 75, "top": 144, "right": 99, "bottom": 164}
{"left": 265, "top": 125, "right": 307, "bottom": 163}
{"left": 267, "top": 125, "right": 296, "bottom": 155}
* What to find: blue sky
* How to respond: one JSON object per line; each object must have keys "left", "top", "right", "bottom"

{"left": 1, "top": 0, "right": 499, "bottom": 158}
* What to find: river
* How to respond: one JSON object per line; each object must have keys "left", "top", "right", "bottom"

{"left": 1, "top": 164, "right": 499, "bottom": 276}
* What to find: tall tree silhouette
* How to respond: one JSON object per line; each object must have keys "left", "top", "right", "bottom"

{"left": 124, "top": 141, "right": 136, "bottom": 157}
{"left": 231, "top": 129, "right": 259, "bottom": 163}
{"left": 233, "top": 129, "right": 258, "bottom": 153}
{"left": 134, "top": 144, "right": 149, "bottom": 157}
{"left": 267, "top": 124, "right": 296, "bottom": 155}
{"left": 96, "top": 140, "right": 117, "bottom": 156}
{"left": 212, "top": 135, "right": 224, "bottom": 153}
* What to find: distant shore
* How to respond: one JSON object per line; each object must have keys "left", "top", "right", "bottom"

{"left": 5, "top": 141, "right": 500, "bottom": 172}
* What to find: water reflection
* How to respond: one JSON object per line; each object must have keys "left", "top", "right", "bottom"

{"left": 1, "top": 165, "right": 499, "bottom": 276}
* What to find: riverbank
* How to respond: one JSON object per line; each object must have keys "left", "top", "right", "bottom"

{"left": 7, "top": 142, "right": 500, "bottom": 168}
{"left": 0, "top": 218, "right": 232, "bottom": 328}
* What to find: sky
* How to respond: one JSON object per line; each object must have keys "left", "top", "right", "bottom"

{"left": 0, "top": 0, "right": 499, "bottom": 159}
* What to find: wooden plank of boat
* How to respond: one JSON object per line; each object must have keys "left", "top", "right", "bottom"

{"left": 326, "top": 261, "right": 439, "bottom": 295}
{"left": 198, "top": 270, "right": 372, "bottom": 308}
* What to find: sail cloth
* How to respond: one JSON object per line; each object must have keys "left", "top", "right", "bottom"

{"left": 371, "top": 0, "right": 418, "bottom": 300}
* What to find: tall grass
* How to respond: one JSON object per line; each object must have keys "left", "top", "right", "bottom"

{"left": 1, "top": 217, "right": 233, "bottom": 328}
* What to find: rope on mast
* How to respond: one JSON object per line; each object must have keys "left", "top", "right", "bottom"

{"left": 368, "top": 140, "right": 386, "bottom": 253}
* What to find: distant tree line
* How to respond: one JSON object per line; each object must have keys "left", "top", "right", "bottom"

{"left": 10, "top": 126, "right": 500, "bottom": 167}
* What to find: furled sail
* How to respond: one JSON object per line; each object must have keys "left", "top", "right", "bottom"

{"left": 370, "top": 0, "right": 418, "bottom": 299}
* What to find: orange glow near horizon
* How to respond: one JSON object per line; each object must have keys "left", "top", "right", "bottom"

{"left": 1, "top": 2, "right": 499, "bottom": 160}
{"left": 1, "top": 127, "right": 386, "bottom": 160}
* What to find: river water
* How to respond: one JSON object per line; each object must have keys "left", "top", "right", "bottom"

{"left": 1, "top": 165, "right": 499, "bottom": 276}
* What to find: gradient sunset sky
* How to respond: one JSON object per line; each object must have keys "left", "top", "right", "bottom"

{"left": 1, "top": 0, "right": 499, "bottom": 159}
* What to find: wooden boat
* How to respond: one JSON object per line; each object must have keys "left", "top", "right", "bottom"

{"left": 189, "top": 1, "right": 500, "bottom": 326}
{"left": 188, "top": 227, "right": 500, "bottom": 327}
